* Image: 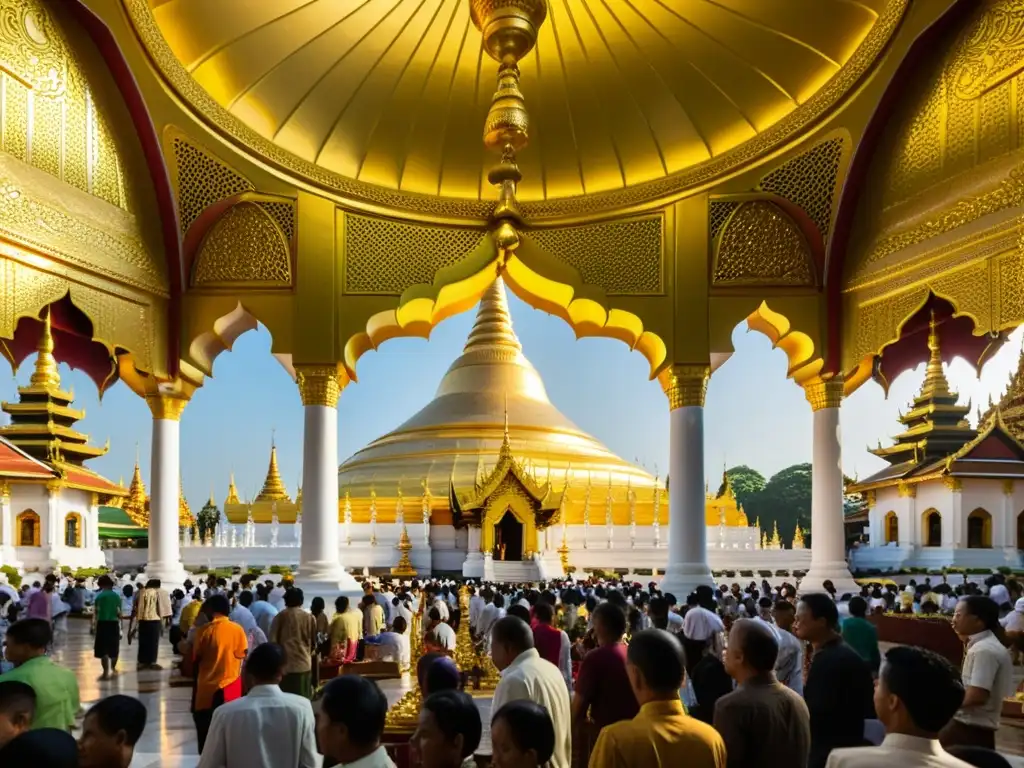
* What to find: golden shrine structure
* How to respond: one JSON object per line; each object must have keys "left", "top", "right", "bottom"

{"left": 0, "top": 0, "right": 1021, "bottom": 595}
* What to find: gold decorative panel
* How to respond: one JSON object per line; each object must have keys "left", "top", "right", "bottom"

{"left": 192, "top": 203, "right": 291, "bottom": 287}
{"left": 0, "top": 0, "right": 127, "bottom": 210}
{"left": 709, "top": 201, "right": 739, "bottom": 244}
{"left": 528, "top": 217, "right": 662, "bottom": 295}
{"left": 169, "top": 137, "right": 253, "bottom": 235}
{"left": 714, "top": 202, "right": 814, "bottom": 286}
{"left": 257, "top": 200, "right": 295, "bottom": 244}
{"left": 998, "top": 248, "right": 1024, "bottom": 326}
{"left": 758, "top": 138, "right": 845, "bottom": 241}
{"left": 343, "top": 213, "right": 486, "bottom": 295}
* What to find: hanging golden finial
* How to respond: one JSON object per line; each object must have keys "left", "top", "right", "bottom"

{"left": 30, "top": 308, "right": 60, "bottom": 391}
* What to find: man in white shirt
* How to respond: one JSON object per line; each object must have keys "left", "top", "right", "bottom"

{"left": 468, "top": 586, "right": 484, "bottom": 633}
{"left": 198, "top": 642, "right": 318, "bottom": 768}
{"left": 317, "top": 675, "right": 396, "bottom": 768}
{"left": 427, "top": 608, "right": 456, "bottom": 651}
{"left": 491, "top": 616, "right": 571, "bottom": 768}
{"left": 375, "top": 615, "right": 411, "bottom": 670}
{"left": 941, "top": 596, "right": 1013, "bottom": 750}
{"left": 825, "top": 646, "right": 973, "bottom": 768}
{"left": 754, "top": 597, "right": 803, "bottom": 695}
{"left": 476, "top": 589, "right": 499, "bottom": 644}
{"left": 987, "top": 579, "right": 1010, "bottom": 608}
{"left": 268, "top": 580, "right": 289, "bottom": 612}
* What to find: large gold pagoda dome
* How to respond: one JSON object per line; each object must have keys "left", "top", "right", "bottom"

{"left": 338, "top": 278, "right": 659, "bottom": 523}
{"left": 136, "top": 0, "right": 893, "bottom": 208}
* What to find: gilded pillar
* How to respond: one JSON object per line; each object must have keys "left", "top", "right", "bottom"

{"left": 800, "top": 377, "right": 857, "bottom": 595}
{"left": 146, "top": 394, "right": 189, "bottom": 585}
{"left": 0, "top": 481, "right": 11, "bottom": 551}
{"left": 659, "top": 363, "right": 714, "bottom": 598}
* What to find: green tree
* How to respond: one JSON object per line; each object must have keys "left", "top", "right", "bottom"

{"left": 747, "top": 463, "right": 812, "bottom": 546}
{"left": 197, "top": 500, "right": 221, "bottom": 543}
{"left": 717, "top": 465, "right": 767, "bottom": 512}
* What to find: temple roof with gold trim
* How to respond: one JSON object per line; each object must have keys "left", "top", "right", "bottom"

{"left": 705, "top": 471, "right": 749, "bottom": 527}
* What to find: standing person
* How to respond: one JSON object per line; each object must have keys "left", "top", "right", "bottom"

{"left": 411, "top": 690, "right": 483, "bottom": 768}
{"left": 362, "top": 594, "right": 385, "bottom": 638}
{"left": 248, "top": 587, "right": 279, "bottom": 638}
{"left": 490, "top": 616, "right": 571, "bottom": 768}
{"left": 269, "top": 588, "right": 317, "bottom": 698}
{"left": 77, "top": 695, "right": 147, "bottom": 768}
{"left": 0, "top": 619, "right": 78, "bottom": 731}
{"left": 770, "top": 600, "right": 804, "bottom": 694}
{"left": 316, "top": 675, "right": 394, "bottom": 768}
{"left": 133, "top": 579, "right": 172, "bottom": 670}
{"left": 572, "top": 602, "right": 639, "bottom": 733}
{"left": 826, "top": 646, "right": 973, "bottom": 768}
{"left": 92, "top": 575, "right": 122, "bottom": 679}
{"left": 25, "top": 582, "right": 51, "bottom": 621}
{"left": 795, "top": 593, "right": 875, "bottom": 768}
{"left": 327, "top": 596, "right": 361, "bottom": 666}
{"left": 715, "top": 619, "right": 811, "bottom": 768}
{"left": 490, "top": 700, "right": 557, "bottom": 768}
{"left": 589, "top": 629, "right": 725, "bottom": 768}
{"left": 191, "top": 596, "right": 248, "bottom": 752}
{"left": 198, "top": 643, "right": 318, "bottom": 768}
{"left": 941, "top": 596, "right": 1013, "bottom": 750}
{"left": 532, "top": 602, "right": 572, "bottom": 691}
{"left": 841, "top": 597, "right": 881, "bottom": 674}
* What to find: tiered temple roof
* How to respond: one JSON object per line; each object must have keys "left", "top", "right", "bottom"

{"left": 224, "top": 442, "right": 298, "bottom": 523}
{"left": 0, "top": 312, "right": 122, "bottom": 498}
{"left": 981, "top": 339, "right": 1024, "bottom": 438}
{"left": 705, "top": 471, "right": 749, "bottom": 527}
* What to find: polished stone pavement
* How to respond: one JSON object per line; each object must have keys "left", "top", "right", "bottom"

{"left": 47, "top": 620, "right": 1024, "bottom": 767}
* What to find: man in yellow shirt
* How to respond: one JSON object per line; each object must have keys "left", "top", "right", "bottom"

{"left": 589, "top": 629, "right": 726, "bottom": 768}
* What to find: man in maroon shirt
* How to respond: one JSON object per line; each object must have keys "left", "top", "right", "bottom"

{"left": 572, "top": 601, "right": 640, "bottom": 735}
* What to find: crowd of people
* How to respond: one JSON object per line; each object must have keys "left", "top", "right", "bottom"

{"left": 0, "top": 567, "right": 1018, "bottom": 767}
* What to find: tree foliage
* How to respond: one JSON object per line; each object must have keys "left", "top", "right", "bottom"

{"left": 718, "top": 465, "right": 767, "bottom": 512}
{"left": 197, "top": 503, "right": 221, "bottom": 543}
{"left": 733, "top": 463, "right": 812, "bottom": 546}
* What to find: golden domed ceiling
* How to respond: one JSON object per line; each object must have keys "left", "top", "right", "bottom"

{"left": 137, "top": 0, "right": 897, "bottom": 209}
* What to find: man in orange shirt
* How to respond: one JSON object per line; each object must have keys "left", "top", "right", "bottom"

{"left": 191, "top": 595, "right": 247, "bottom": 753}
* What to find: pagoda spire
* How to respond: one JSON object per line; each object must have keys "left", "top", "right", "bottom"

{"left": 225, "top": 472, "right": 240, "bottom": 505}
{"left": 124, "top": 461, "right": 149, "bottom": 527}
{"left": 30, "top": 309, "right": 60, "bottom": 391}
{"left": 463, "top": 278, "right": 522, "bottom": 355}
{"left": 255, "top": 437, "right": 290, "bottom": 502}
{"left": 919, "top": 311, "right": 951, "bottom": 400}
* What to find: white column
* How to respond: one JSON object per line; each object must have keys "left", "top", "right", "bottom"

{"left": 145, "top": 395, "right": 188, "bottom": 586}
{"left": 1002, "top": 481, "right": 1015, "bottom": 558}
{"left": 660, "top": 365, "right": 713, "bottom": 598}
{"left": 800, "top": 378, "right": 858, "bottom": 595}
{"left": 296, "top": 366, "right": 360, "bottom": 597}
{"left": 46, "top": 483, "right": 61, "bottom": 550}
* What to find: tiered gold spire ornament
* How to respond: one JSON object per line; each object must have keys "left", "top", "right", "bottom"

{"left": 391, "top": 526, "right": 417, "bottom": 577}
{"left": 225, "top": 440, "right": 297, "bottom": 523}
{"left": 793, "top": 524, "right": 806, "bottom": 549}
{"left": 255, "top": 442, "right": 289, "bottom": 502}
{"left": 178, "top": 478, "right": 195, "bottom": 530}
{"left": 454, "top": 585, "right": 479, "bottom": 675}
{"left": 384, "top": 594, "right": 428, "bottom": 732}
{"left": 769, "top": 521, "right": 782, "bottom": 549}
{"left": 225, "top": 473, "right": 240, "bottom": 505}
{"left": 123, "top": 461, "right": 149, "bottom": 527}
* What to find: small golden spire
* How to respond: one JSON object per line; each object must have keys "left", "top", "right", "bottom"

{"left": 30, "top": 309, "right": 60, "bottom": 391}
{"left": 225, "top": 472, "right": 240, "bottom": 505}
{"left": 770, "top": 520, "right": 782, "bottom": 549}
{"left": 920, "top": 310, "right": 951, "bottom": 399}
{"left": 793, "top": 524, "right": 805, "bottom": 549}
{"left": 124, "top": 461, "right": 149, "bottom": 527}
{"left": 255, "top": 439, "right": 290, "bottom": 502}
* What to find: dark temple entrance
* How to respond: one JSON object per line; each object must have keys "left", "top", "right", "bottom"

{"left": 495, "top": 511, "right": 524, "bottom": 561}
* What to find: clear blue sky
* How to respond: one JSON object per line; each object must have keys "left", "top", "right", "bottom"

{"left": 2, "top": 293, "right": 1022, "bottom": 506}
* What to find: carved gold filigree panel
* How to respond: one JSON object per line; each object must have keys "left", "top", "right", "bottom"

{"left": 342, "top": 212, "right": 486, "bottom": 295}
{"left": 714, "top": 201, "right": 814, "bottom": 287}
{"left": 0, "top": 0, "right": 127, "bottom": 210}
{"left": 997, "top": 247, "right": 1024, "bottom": 325}
{"left": 168, "top": 135, "right": 253, "bottom": 235}
{"left": 758, "top": 137, "right": 845, "bottom": 242}
{"left": 949, "top": 3, "right": 1024, "bottom": 100}
{"left": 709, "top": 201, "right": 739, "bottom": 244}
{"left": 192, "top": 203, "right": 291, "bottom": 287}
{"left": 528, "top": 217, "right": 663, "bottom": 295}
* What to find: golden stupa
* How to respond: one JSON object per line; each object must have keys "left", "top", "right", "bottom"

{"left": 705, "top": 471, "right": 749, "bottom": 527}
{"left": 224, "top": 442, "right": 299, "bottom": 524}
{"left": 338, "top": 278, "right": 669, "bottom": 529}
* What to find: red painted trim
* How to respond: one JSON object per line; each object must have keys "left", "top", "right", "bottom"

{"left": 60, "top": 0, "right": 182, "bottom": 378}
{"left": 824, "top": 0, "right": 977, "bottom": 375}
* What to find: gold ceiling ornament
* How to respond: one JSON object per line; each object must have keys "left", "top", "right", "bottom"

{"left": 803, "top": 376, "right": 844, "bottom": 412}
{"left": 659, "top": 364, "right": 710, "bottom": 411}
{"left": 295, "top": 364, "right": 348, "bottom": 409}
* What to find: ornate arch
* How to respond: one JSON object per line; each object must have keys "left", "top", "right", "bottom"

{"left": 16, "top": 509, "right": 40, "bottom": 547}
{"left": 967, "top": 508, "right": 992, "bottom": 549}
{"left": 884, "top": 511, "right": 899, "bottom": 544}
{"left": 921, "top": 508, "right": 942, "bottom": 547}
{"left": 64, "top": 512, "right": 83, "bottom": 548}
{"left": 480, "top": 492, "right": 538, "bottom": 558}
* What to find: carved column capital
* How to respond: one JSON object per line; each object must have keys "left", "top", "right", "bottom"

{"left": 660, "top": 364, "right": 710, "bottom": 410}
{"left": 295, "top": 364, "right": 348, "bottom": 408}
{"left": 804, "top": 376, "right": 844, "bottom": 412}
{"left": 146, "top": 394, "right": 189, "bottom": 421}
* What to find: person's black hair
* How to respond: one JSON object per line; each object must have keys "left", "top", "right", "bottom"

{"left": 773, "top": 599, "right": 794, "bottom": 613}
{"left": 0, "top": 681, "right": 35, "bottom": 720}
{"left": 284, "top": 587, "right": 304, "bottom": 608}
{"left": 320, "top": 675, "right": 388, "bottom": 746}
{"left": 425, "top": 658, "right": 460, "bottom": 695}
{"left": 238, "top": 591, "right": 254, "bottom": 607}
{"left": 959, "top": 595, "right": 1000, "bottom": 632}
{"left": 422, "top": 691, "right": 482, "bottom": 759}
{"left": 334, "top": 595, "right": 349, "bottom": 613}
{"left": 145, "top": 579, "right": 159, "bottom": 589}
{"left": 533, "top": 602, "right": 554, "bottom": 624}
{"left": 97, "top": 574, "right": 113, "bottom": 590}
{"left": 881, "top": 646, "right": 965, "bottom": 733}
{"left": 428, "top": 607, "right": 442, "bottom": 622}
{"left": 85, "top": 695, "right": 147, "bottom": 746}
{"left": 946, "top": 746, "right": 1014, "bottom": 768}
{"left": 0, "top": 728, "right": 78, "bottom": 767}
{"left": 626, "top": 629, "right": 685, "bottom": 694}
{"left": 204, "top": 594, "right": 231, "bottom": 617}
{"left": 122, "top": 584, "right": 133, "bottom": 597}
{"left": 848, "top": 596, "right": 868, "bottom": 618}
{"left": 593, "top": 601, "right": 627, "bottom": 639}
{"left": 311, "top": 597, "right": 325, "bottom": 615}
{"left": 491, "top": 700, "right": 555, "bottom": 763}
{"left": 246, "top": 643, "right": 286, "bottom": 682}
{"left": 800, "top": 593, "right": 839, "bottom": 630}
{"left": 491, "top": 616, "right": 533, "bottom": 653}
{"left": 734, "top": 619, "right": 778, "bottom": 673}
{"left": 416, "top": 652, "right": 446, "bottom": 689}
{"left": 5, "top": 618, "right": 51, "bottom": 649}
{"left": 506, "top": 605, "right": 530, "bottom": 623}
{"left": 393, "top": 616, "right": 408, "bottom": 634}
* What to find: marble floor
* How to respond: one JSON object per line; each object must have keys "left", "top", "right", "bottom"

{"left": 43, "top": 620, "right": 1024, "bottom": 767}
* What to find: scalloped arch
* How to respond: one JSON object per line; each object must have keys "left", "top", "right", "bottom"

{"left": 745, "top": 301, "right": 824, "bottom": 387}
{"left": 343, "top": 234, "right": 669, "bottom": 382}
